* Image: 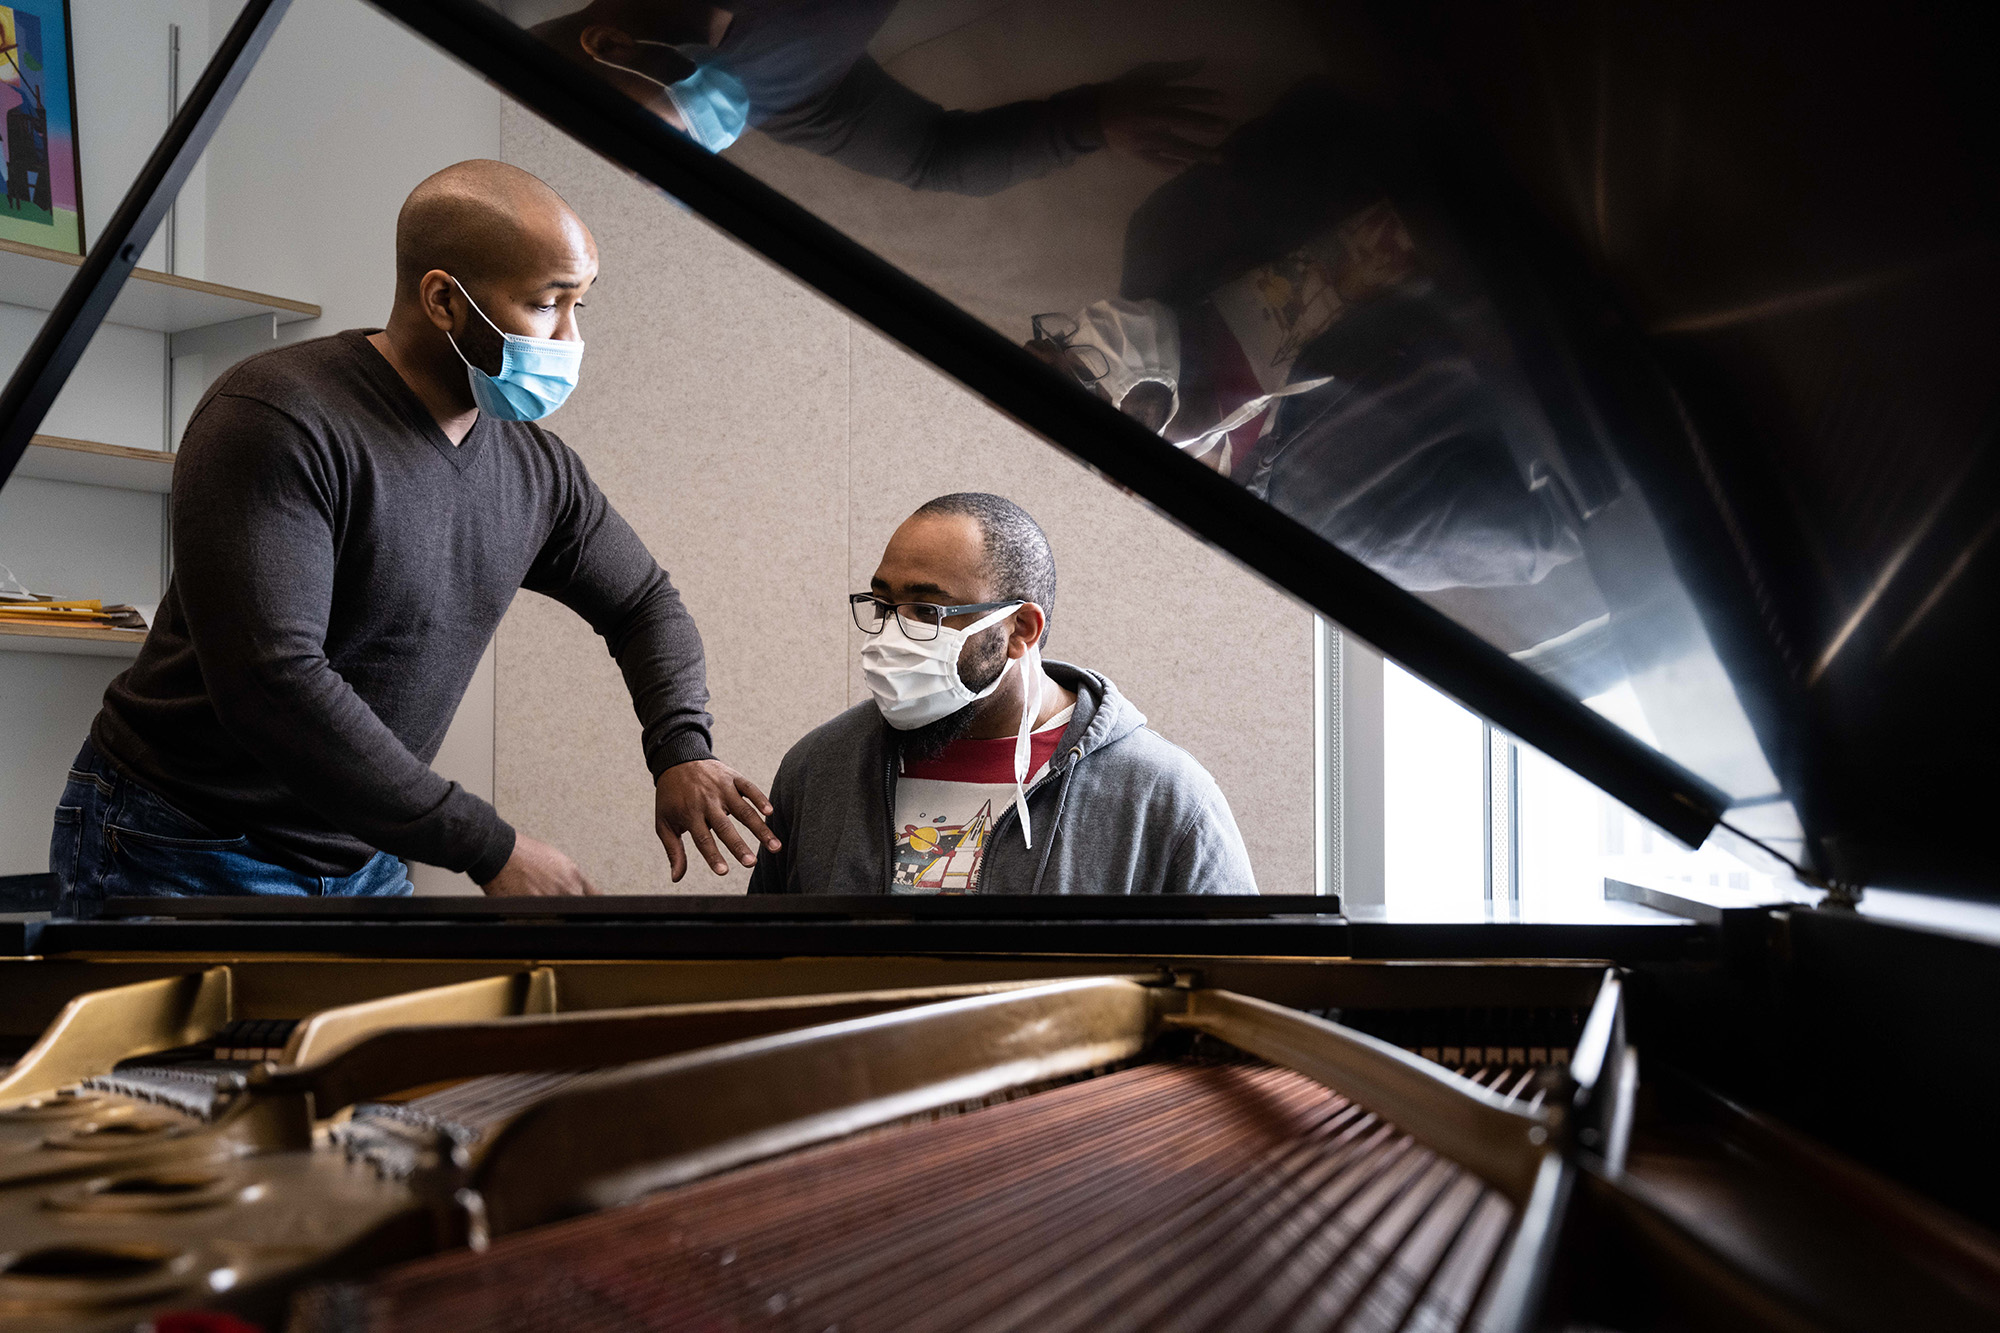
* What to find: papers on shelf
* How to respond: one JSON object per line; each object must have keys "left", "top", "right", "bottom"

{"left": 0, "top": 595, "right": 148, "bottom": 631}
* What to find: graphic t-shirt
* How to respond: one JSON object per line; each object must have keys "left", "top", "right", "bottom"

{"left": 891, "top": 706, "right": 1075, "bottom": 894}
{"left": 1208, "top": 198, "right": 1420, "bottom": 392}
{"left": 1185, "top": 200, "right": 1418, "bottom": 479}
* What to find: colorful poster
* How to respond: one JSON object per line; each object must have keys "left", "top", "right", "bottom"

{"left": 0, "top": 0, "right": 83, "bottom": 254}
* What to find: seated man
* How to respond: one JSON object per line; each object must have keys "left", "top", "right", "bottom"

{"left": 749, "top": 493, "right": 1255, "bottom": 895}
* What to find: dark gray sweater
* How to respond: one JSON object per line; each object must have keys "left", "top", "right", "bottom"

{"left": 747, "top": 663, "right": 1257, "bottom": 895}
{"left": 91, "top": 330, "right": 712, "bottom": 883}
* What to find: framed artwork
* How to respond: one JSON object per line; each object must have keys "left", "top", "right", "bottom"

{"left": 0, "top": 0, "right": 83, "bottom": 254}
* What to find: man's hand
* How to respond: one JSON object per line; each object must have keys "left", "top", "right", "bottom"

{"left": 655, "top": 759, "right": 780, "bottom": 882}
{"left": 1095, "top": 60, "right": 1227, "bottom": 172}
{"left": 481, "top": 833, "right": 601, "bottom": 897}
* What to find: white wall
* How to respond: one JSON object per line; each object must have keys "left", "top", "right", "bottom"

{"left": 201, "top": 0, "right": 498, "bottom": 331}
{"left": 1, "top": 0, "right": 501, "bottom": 882}
{"left": 69, "top": 0, "right": 212, "bottom": 276}
{"left": 0, "top": 653, "right": 130, "bottom": 874}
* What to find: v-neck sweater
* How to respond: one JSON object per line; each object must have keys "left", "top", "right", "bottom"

{"left": 92, "top": 330, "right": 713, "bottom": 883}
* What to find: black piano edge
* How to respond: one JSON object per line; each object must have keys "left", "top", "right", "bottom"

{"left": 72, "top": 892, "right": 1344, "bottom": 922}
{"left": 10, "top": 890, "right": 1695, "bottom": 962}
{"left": 10, "top": 887, "right": 1993, "bottom": 969}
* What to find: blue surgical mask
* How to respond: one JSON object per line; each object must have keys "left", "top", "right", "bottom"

{"left": 445, "top": 278, "right": 584, "bottom": 422}
{"left": 593, "top": 40, "right": 749, "bottom": 154}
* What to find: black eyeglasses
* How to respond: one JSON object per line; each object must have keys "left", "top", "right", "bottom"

{"left": 1030, "top": 312, "right": 1110, "bottom": 384}
{"left": 850, "top": 594, "right": 1019, "bottom": 641}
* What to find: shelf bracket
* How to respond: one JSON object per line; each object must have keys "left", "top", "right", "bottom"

{"left": 170, "top": 311, "right": 279, "bottom": 362}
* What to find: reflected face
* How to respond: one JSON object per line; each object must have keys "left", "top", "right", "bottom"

{"left": 561, "top": 4, "right": 736, "bottom": 132}
{"left": 1117, "top": 381, "right": 1176, "bottom": 433}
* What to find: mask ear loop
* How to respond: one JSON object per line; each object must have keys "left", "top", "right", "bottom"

{"left": 591, "top": 52, "right": 671, "bottom": 92}
{"left": 589, "top": 40, "right": 700, "bottom": 128}
{"left": 441, "top": 276, "right": 507, "bottom": 376}
{"left": 589, "top": 50, "right": 707, "bottom": 145}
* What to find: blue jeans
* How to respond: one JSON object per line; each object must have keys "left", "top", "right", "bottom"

{"left": 51, "top": 740, "right": 412, "bottom": 913}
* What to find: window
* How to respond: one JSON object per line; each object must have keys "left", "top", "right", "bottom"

{"left": 1383, "top": 658, "right": 1486, "bottom": 919}
{"left": 1320, "top": 622, "right": 1785, "bottom": 917}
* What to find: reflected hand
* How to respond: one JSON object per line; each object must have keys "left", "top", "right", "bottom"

{"left": 482, "top": 833, "right": 601, "bottom": 897}
{"left": 655, "top": 758, "right": 780, "bottom": 882}
{"left": 1095, "top": 60, "right": 1227, "bottom": 172}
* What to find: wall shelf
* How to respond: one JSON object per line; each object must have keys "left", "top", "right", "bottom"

{"left": 0, "top": 237, "right": 320, "bottom": 335}
{"left": 14, "top": 435, "right": 175, "bottom": 494}
{"left": 0, "top": 622, "right": 147, "bottom": 659}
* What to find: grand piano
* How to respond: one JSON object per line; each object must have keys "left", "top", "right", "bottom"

{"left": 1, "top": 1, "right": 1996, "bottom": 1329}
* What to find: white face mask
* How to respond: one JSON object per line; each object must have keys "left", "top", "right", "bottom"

{"left": 862, "top": 602, "right": 1047, "bottom": 848}
{"left": 862, "top": 602, "right": 1021, "bottom": 731}
{"left": 1069, "top": 298, "right": 1181, "bottom": 427}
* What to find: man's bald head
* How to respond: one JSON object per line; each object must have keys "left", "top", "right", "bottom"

{"left": 394, "top": 160, "right": 594, "bottom": 303}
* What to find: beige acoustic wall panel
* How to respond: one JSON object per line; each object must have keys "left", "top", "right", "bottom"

{"left": 497, "top": 107, "right": 852, "bottom": 895}
{"left": 497, "top": 107, "right": 1314, "bottom": 894}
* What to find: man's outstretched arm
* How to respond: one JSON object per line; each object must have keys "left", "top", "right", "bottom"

{"left": 762, "top": 59, "right": 1224, "bottom": 198}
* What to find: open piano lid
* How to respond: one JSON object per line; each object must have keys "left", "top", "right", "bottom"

{"left": 1, "top": 0, "right": 1990, "bottom": 899}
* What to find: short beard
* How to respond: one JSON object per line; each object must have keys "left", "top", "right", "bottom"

{"left": 896, "top": 632, "right": 1010, "bottom": 763}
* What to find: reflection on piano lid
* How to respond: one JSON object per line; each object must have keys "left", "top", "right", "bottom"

{"left": 434, "top": 0, "right": 1988, "bottom": 900}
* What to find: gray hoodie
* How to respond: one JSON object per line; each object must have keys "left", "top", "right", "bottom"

{"left": 748, "top": 662, "right": 1257, "bottom": 895}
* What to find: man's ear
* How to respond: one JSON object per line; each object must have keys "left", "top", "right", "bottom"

{"left": 1008, "top": 604, "right": 1048, "bottom": 658}
{"left": 578, "top": 24, "right": 629, "bottom": 60}
{"left": 417, "top": 270, "right": 459, "bottom": 335}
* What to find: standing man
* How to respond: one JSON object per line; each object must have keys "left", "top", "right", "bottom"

{"left": 50, "top": 160, "right": 775, "bottom": 906}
